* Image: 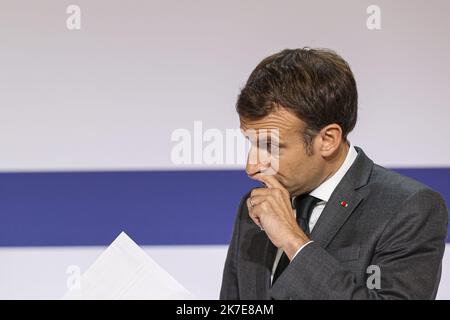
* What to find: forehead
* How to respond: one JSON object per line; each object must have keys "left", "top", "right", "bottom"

{"left": 239, "top": 108, "right": 303, "bottom": 138}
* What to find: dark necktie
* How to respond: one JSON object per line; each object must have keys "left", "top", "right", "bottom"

{"left": 272, "top": 194, "right": 321, "bottom": 284}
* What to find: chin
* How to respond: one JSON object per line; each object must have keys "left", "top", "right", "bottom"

{"left": 284, "top": 185, "right": 294, "bottom": 194}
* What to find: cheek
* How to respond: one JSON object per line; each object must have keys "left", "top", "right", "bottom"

{"left": 278, "top": 152, "right": 303, "bottom": 174}
{"left": 281, "top": 151, "right": 316, "bottom": 177}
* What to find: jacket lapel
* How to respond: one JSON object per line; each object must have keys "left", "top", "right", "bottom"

{"left": 311, "top": 147, "right": 373, "bottom": 248}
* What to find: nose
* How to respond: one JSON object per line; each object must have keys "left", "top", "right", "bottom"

{"left": 245, "top": 161, "right": 259, "bottom": 177}
{"left": 245, "top": 145, "right": 271, "bottom": 177}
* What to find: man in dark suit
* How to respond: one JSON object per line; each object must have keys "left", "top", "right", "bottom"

{"left": 220, "top": 48, "right": 448, "bottom": 300}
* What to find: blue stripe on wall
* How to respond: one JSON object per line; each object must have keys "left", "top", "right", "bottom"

{"left": 0, "top": 168, "right": 449, "bottom": 246}
{"left": 0, "top": 170, "right": 258, "bottom": 246}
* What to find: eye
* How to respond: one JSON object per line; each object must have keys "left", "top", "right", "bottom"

{"left": 267, "top": 141, "right": 280, "bottom": 149}
{"left": 258, "top": 140, "right": 271, "bottom": 150}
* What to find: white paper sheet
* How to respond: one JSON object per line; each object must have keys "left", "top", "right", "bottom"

{"left": 62, "top": 232, "right": 194, "bottom": 300}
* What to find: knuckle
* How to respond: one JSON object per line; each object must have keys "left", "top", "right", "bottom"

{"left": 272, "top": 189, "right": 282, "bottom": 197}
{"left": 250, "top": 188, "right": 261, "bottom": 197}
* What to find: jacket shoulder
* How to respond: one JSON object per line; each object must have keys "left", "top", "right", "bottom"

{"left": 370, "top": 164, "right": 438, "bottom": 198}
{"left": 366, "top": 164, "right": 447, "bottom": 226}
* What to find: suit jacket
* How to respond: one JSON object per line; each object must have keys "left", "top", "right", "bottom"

{"left": 220, "top": 147, "right": 448, "bottom": 299}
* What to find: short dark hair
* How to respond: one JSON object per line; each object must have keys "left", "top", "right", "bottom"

{"left": 236, "top": 48, "right": 358, "bottom": 153}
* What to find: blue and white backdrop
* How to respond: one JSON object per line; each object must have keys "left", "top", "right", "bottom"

{"left": 0, "top": 0, "right": 449, "bottom": 299}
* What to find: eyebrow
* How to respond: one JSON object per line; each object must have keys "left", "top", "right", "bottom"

{"left": 243, "top": 135, "right": 285, "bottom": 148}
{"left": 259, "top": 135, "right": 280, "bottom": 143}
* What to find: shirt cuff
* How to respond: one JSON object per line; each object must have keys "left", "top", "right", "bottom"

{"left": 292, "top": 240, "right": 314, "bottom": 260}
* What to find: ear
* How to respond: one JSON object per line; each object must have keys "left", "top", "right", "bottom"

{"left": 317, "top": 124, "right": 343, "bottom": 157}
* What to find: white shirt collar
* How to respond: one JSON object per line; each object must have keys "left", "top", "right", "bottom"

{"left": 308, "top": 142, "right": 358, "bottom": 203}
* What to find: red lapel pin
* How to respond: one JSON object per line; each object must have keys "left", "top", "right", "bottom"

{"left": 340, "top": 201, "right": 348, "bottom": 208}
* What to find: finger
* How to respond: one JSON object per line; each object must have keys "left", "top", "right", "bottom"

{"left": 256, "top": 174, "right": 285, "bottom": 190}
{"left": 247, "top": 199, "right": 264, "bottom": 229}
{"left": 248, "top": 195, "right": 268, "bottom": 207}
{"left": 255, "top": 175, "right": 291, "bottom": 206}
{"left": 248, "top": 196, "right": 274, "bottom": 214}
{"left": 251, "top": 201, "right": 274, "bottom": 228}
{"left": 246, "top": 197, "right": 255, "bottom": 209}
{"left": 250, "top": 188, "right": 272, "bottom": 197}
{"left": 252, "top": 194, "right": 291, "bottom": 219}
{"left": 251, "top": 188, "right": 292, "bottom": 213}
